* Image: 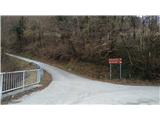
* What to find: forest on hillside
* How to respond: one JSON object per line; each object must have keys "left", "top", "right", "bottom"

{"left": 1, "top": 16, "right": 160, "bottom": 80}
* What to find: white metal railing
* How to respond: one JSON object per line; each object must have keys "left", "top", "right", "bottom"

{"left": 0, "top": 68, "right": 43, "bottom": 104}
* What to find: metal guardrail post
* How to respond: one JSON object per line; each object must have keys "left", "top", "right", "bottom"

{"left": 37, "top": 69, "right": 40, "bottom": 83}
{"left": 38, "top": 68, "right": 44, "bottom": 83}
{"left": 23, "top": 71, "right": 25, "bottom": 90}
{"left": 37, "top": 68, "right": 43, "bottom": 83}
{"left": 40, "top": 68, "right": 44, "bottom": 82}
{"left": 0, "top": 74, "right": 3, "bottom": 104}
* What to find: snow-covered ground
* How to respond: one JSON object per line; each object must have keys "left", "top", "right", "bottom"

{"left": 7, "top": 54, "right": 160, "bottom": 104}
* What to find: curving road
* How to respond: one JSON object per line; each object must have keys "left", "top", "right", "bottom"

{"left": 7, "top": 54, "right": 160, "bottom": 104}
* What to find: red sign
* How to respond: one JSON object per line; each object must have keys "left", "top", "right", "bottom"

{"left": 109, "top": 58, "right": 122, "bottom": 64}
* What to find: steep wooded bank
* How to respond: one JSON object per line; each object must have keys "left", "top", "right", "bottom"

{"left": 1, "top": 16, "right": 160, "bottom": 80}
{"left": 1, "top": 54, "right": 37, "bottom": 72}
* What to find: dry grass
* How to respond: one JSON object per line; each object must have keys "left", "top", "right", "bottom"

{"left": 39, "top": 70, "right": 52, "bottom": 90}
{"left": 2, "top": 54, "right": 37, "bottom": 72}
{"left": 25, "top": 71, "right": 37, "bottom": 85}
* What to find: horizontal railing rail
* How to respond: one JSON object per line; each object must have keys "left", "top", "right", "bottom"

{"left": 1, "top": 69, "right": 40, "bottom": 74}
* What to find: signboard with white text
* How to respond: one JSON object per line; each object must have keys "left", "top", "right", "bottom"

{"left": 108, "top": 58, "right": 122, "bottom": 79}
{"left": 108, "top": 58, "right": 122, "bottom": 64}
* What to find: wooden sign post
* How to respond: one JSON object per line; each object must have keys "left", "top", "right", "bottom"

{"left": 108, "top": 58, "right": 122, "bottom": 80}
